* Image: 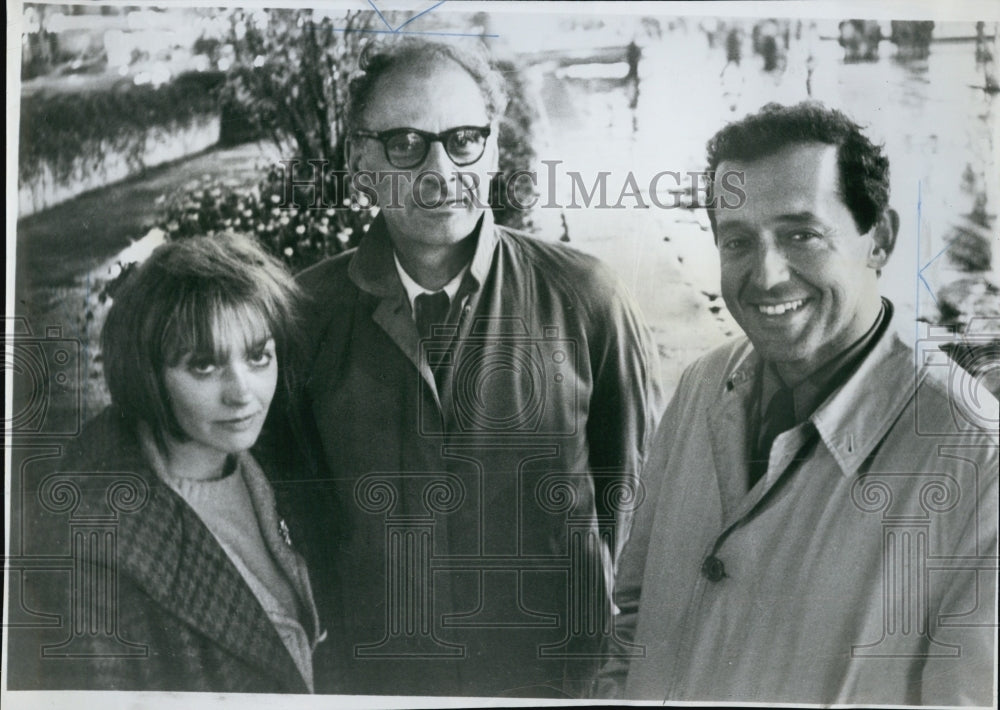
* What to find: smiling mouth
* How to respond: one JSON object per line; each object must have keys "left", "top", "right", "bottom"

{"left": 755, "top": 299, "right": 807, "bottom": 316}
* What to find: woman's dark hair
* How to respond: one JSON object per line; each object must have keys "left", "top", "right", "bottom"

{"left": 101, "top": 233, "right": 303, "bottom": 454}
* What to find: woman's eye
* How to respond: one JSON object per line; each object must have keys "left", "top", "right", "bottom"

{"left": 249, "top": 351, "right": 271, "bottom": 367}
{"left": 248, "top": 342, "right": 275, "bottom": 367}
{"left": 187, "top": 359, "right": 216, "bottom": 376}
{"left": 788, "top": 230, "right": 820, "bottom": 243}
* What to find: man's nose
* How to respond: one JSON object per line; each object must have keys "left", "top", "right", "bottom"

{"left": 422, "top": 140, "right": 457, "bottom": 175}
{"left": 750, "top": 242, "right": 791, "bottom": 291}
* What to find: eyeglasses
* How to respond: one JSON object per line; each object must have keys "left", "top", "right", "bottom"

{"left": 353, "top": 125, "right": 491, "bottom": 169}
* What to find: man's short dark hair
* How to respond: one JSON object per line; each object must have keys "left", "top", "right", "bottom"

{"left": 705, "top": 101, "right": 891, "bottom": 235}
{"left": 101, "top": 233, "right": 302, "bottom": 454}
{"left": 346, "top": 37, "right": 507, "bottom": 133}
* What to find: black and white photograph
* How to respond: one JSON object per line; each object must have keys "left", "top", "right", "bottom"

{"left": 4, "top": 1, "right": 999, "bottom": 708}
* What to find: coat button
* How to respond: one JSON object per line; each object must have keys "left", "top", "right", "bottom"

{"left": 701, "top": 555, "right": 727, "bottom": 582}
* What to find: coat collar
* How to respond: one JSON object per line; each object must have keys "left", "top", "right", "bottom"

{"left": 81, "top": 411, "right": 310, "bottom": 692}
{"left": 347, "top": 209, "right": 498, "bottom": 299}
{"left": 711, "top": 307, "right": 916, "bottom": 483}
{"left": 345, "top": 209, "right": 500, "bottom": 402}
{"left": 810, "top": 330, "right": 917, "bottom": 477}
{"left": 706, "top": 341, "right": 759, "bottom": 521}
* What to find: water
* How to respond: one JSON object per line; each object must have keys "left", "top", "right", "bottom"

{"left": 530, "top": 22, "right": 997, "bottom": 386}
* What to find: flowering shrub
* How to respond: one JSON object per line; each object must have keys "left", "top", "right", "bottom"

{"left": 221, "top": 9, "right": 371, "bottom": 165}
{"left": 156, "top": 163, "right": 370, "bottom": 272}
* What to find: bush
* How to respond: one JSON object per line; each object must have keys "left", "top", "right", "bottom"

{"left": 154, "top": 164, "right": 370, "bottom": 272}
{"left": 18, "top": 71, "right": 223, "bottom": 188}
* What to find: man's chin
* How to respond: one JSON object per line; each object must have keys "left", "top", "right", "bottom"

{"left": 744, "top": 331, "right": 810, "bottom": 366}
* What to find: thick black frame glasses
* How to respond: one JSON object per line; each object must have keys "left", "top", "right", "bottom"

{"left": 353, "top": 125, "right": 491, "bottom": 169}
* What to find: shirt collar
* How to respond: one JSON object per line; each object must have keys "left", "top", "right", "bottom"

{"left": 393, "top": 252, "right": 468, "bottom": 314}
{"left": 729, "top": 300, "right": 916, "bottom": 478}
{"left": 348, "top": 209, "right": 498, "bottom": 299}
{"left": 760, "top": 299, "right": 889, "bottom": 424}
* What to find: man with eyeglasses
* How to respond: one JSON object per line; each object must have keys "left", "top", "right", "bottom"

{"left": 277, "top": 38, "right": 661, "bottom": 697}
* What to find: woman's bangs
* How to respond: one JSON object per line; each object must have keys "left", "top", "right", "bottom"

{"left": 162, "top": 293, "right": 272, "bottom": 366}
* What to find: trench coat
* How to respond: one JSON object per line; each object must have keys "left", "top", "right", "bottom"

{"left": 597, "top": 323, "right": 998, "bottom": 705}
{"left": 273, "top": 211, "right": 662, "bottom": 696}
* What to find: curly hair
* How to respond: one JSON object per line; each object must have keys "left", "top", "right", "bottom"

{"left": 705, "top": 101, "right": 891, "bottom": 235}
{"left": 345, "top": 36, "right": 508, "bottom": 133}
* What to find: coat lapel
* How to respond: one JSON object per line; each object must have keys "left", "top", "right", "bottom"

{"left": 349, "top": 218, "right": 442, "bottom": 404}
{"left": 114, "top": 456, "right": 308, "bottom": 693}
{"left": 705, "top": 345, "right": 759, "bottom": 525}
{"left": 239, "top": 452, "right": 321, "bottom": 644}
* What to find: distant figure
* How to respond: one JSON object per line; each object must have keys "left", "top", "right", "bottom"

{"left": 890, "top": 21, "right": 935, "bottom": 60}
{"left": 839, "top": 19, "right": 882, "bottom": 62}
{"left": 759, "top": 33, "right": 780, "bottom": 71}
{"left": 626, "top": 40, "right": 640, "bottom": 83}
{"left": 979, "top": 21, "right": 1000, "bottom": 93}
{"left": 724, "top": 26, "right": 742, "bottom": 71}
{"left": 626, "top": 40, "right": 641, "bottom": 109}
{"left": 975, "top": 21, "right": 991, "bottom": 63}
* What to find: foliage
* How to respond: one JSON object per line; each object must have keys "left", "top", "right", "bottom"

{"left": 492, "top": 57, "right": 540, "bottom": 231}
{"left": 212, "top": 10, "right": 374, "bottom": 251}
{"left": 154, "top": 165, "right": 371, "bottom": 273}
{"left": 21, "top": 29, "right": 60, "bottom": 80}
{"left": 19, "top": 71, "right": 223, "bottom": 187}
{"left": 222, "top": 9, "right": 372, "bottom": 167}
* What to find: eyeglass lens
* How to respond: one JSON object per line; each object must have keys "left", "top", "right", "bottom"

{"left": 384, "top": 128, "right": 487, "bottom": 168}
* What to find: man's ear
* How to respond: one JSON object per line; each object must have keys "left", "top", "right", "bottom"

{"left": 867, "top": 207, "right": 899, "bottom": 270}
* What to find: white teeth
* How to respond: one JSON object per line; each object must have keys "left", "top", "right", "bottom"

{"left": 757, "top": 299, "right": 805, "bottom": 316}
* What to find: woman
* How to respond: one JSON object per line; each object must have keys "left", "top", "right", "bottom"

{"left": 15, "top": 233, "right": 320, "bottom": 693}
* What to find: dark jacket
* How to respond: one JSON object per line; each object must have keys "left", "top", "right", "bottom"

{"left": 276, "top": 212, "right": 662, "bottom": 697}
{"left": 7, "top": 407, "right": 316, "bottom": 693}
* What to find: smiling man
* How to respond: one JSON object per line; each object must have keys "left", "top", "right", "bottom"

{"left": 278, "top": 38, "right": 661, "bottom": 697}
{"left": 596, "top": 102, "right": 998, "bottom": 705}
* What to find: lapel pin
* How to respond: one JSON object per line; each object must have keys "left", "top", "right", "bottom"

{"left": 279, "top": 518, "right": 293, "bottom": 547}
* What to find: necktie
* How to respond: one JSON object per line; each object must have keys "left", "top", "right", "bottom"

{"left": 749, "top": 385, "right": 796, "bottom": 488}
{"left": 414, "top": 291, "right": 450, "bottom": 341}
